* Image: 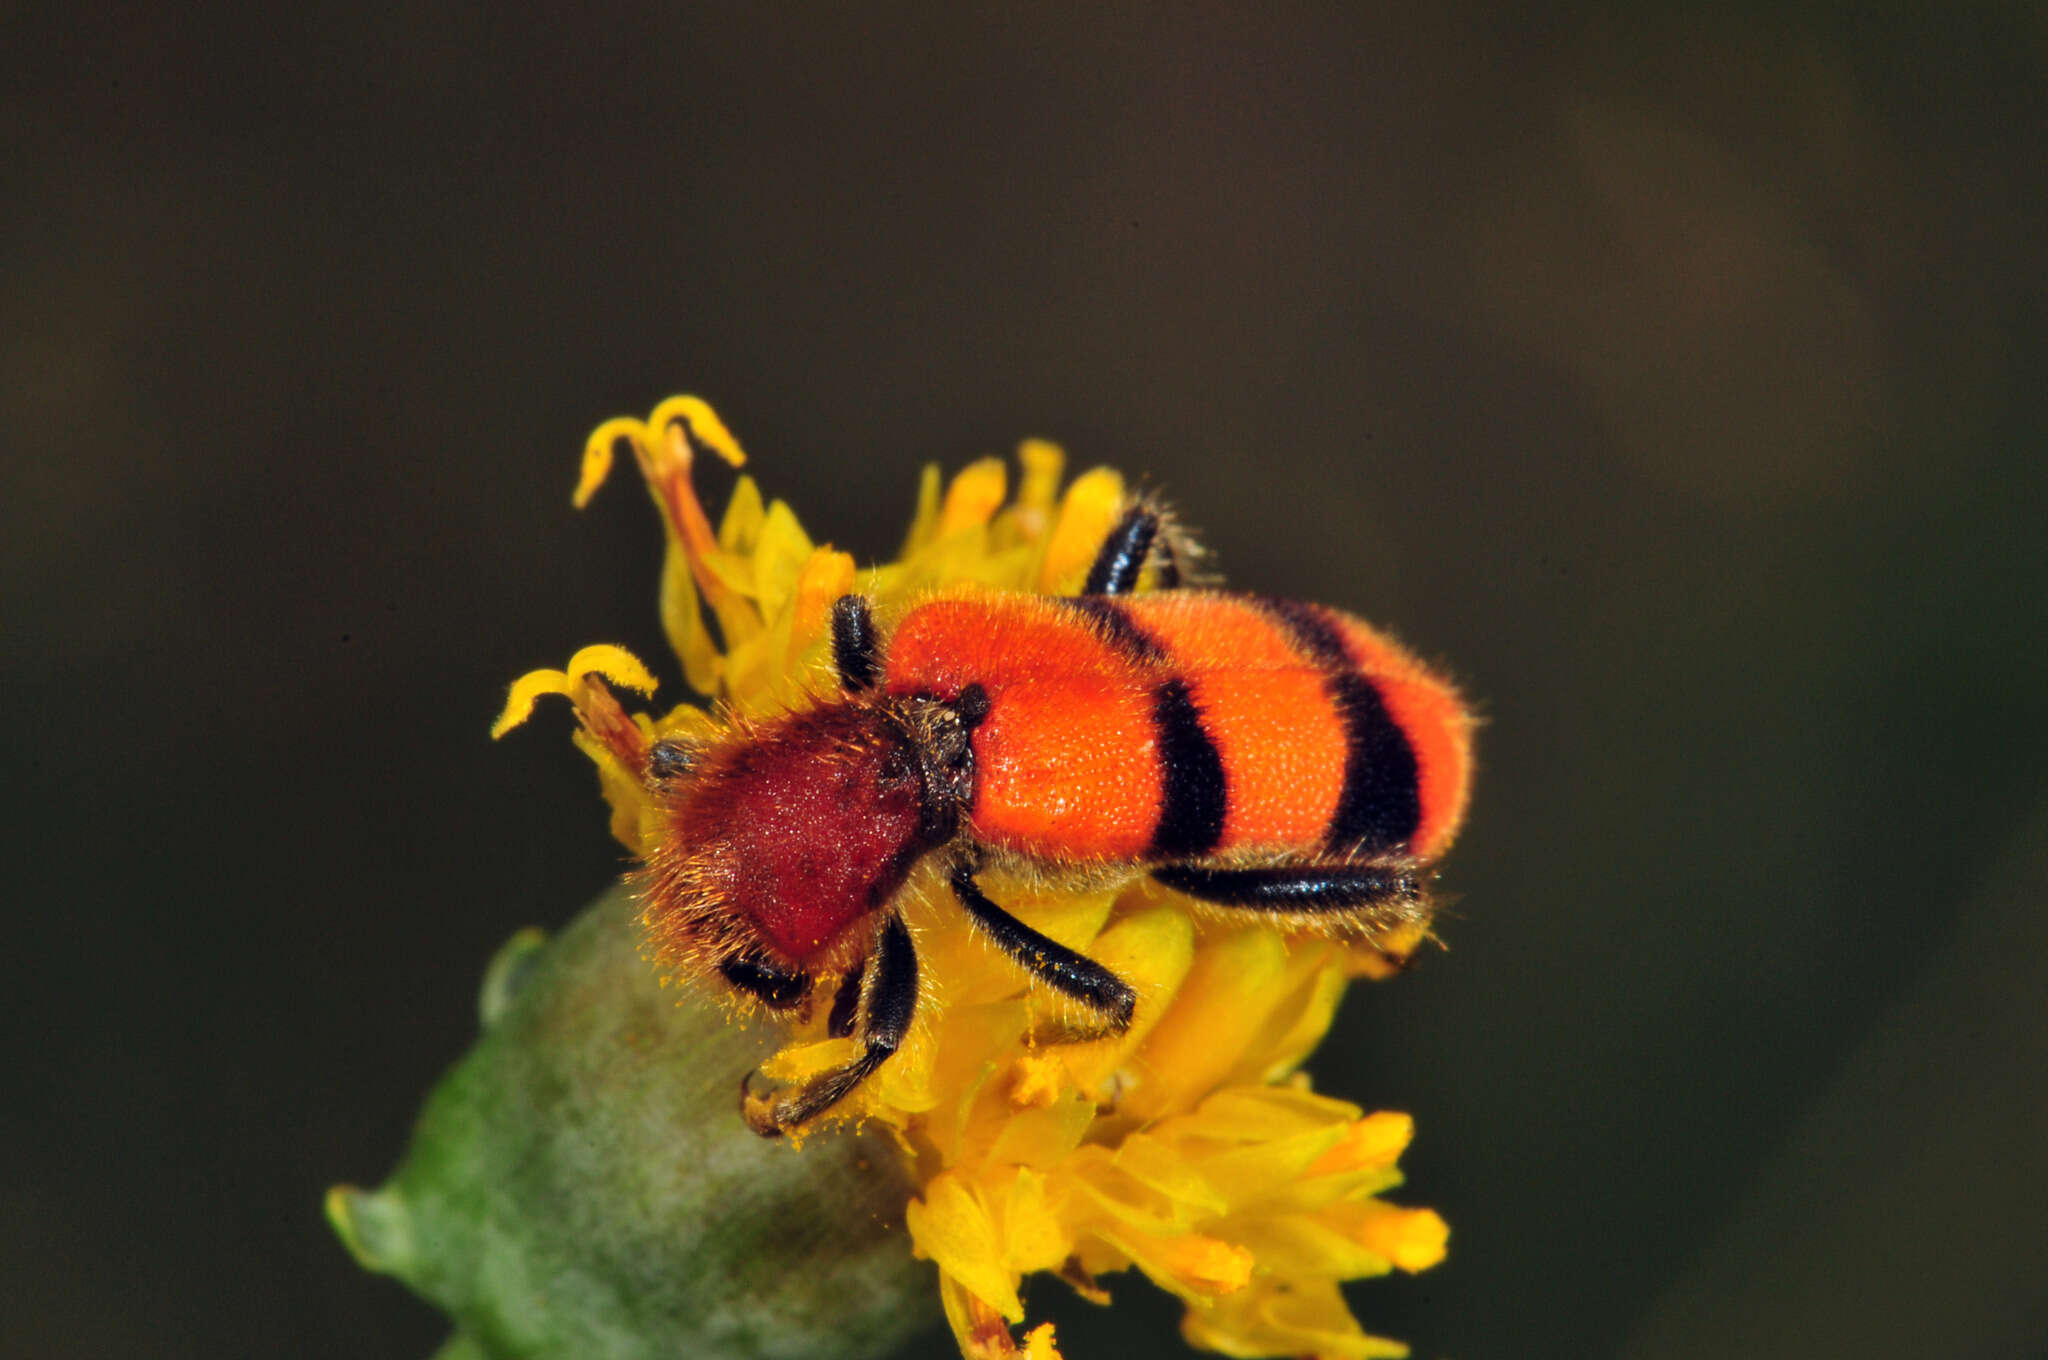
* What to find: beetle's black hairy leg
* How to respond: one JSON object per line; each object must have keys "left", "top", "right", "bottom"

{"left": 948, "top": 866, "right": 1137, "bottom": 1036}
{"left": 742, "top": 912, "right": 919, "bottom": 1137}
{"left": 1152, "top": 861, "right": 1426, "bottom": 934}
{"left": 826, "top": 967, "right": 863, "bottom": 1039}
{"left": 1084, "top": 503, "right": 1160, "bottom": 596}
{"left": 1084, "top": 499, "right": 1189, "bottom": 596}
{"left": 831, "top": 594, "right": 881, "bottom": 692}
{"left": 717, "top": 954, "right": 813, "bottom": 1011}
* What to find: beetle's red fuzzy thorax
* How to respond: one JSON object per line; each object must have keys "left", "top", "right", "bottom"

{"left": 640, "top": 702, "right": 946, "bottom": 974}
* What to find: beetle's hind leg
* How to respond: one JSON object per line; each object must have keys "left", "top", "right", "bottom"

{"left": 741, "top": 912, "right": 918, "bottom": 1137}
{"left": 949, "top": 866, "right": 1137, "bottom": 1040}
{"left": 1152, "top": 861, "right": 1430, "bottom": 938}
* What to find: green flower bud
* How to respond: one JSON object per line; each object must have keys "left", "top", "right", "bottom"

{"left": 328, "top": 888, "right": 938, "bottom": 1359}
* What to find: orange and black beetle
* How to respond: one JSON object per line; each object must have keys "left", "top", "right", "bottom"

{"left": 638, "top": 503, "right": 1473, "bottom": 1135}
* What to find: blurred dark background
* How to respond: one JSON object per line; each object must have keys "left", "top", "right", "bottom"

{"left": 6, "top": 3, "right": 2046, "bottom": 1357}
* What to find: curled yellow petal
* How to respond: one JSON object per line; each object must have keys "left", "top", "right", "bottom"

{"left": 575, "top": 417, "right": 647, "bottom": 509}
{"left": 648, "top": 394, "right": 747, "bottom": 471}
{"left": 491, "top": 667, "right": 573, "bottom": 739}
{"left": 563, "top": 644, "right": 658, "bottom": 696}
{"left": 489, "top": 645, "right": 656, "bottom": 740}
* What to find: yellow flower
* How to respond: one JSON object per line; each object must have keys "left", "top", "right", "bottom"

{"left": 495, "top": 396, "right": 1448, "bottom": 1360}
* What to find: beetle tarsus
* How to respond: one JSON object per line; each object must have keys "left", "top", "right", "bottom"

{"left": 739, "top": 913, "right": 918, "bottom": 1136}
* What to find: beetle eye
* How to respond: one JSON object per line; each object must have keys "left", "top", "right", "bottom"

{"left": 956, "top": 682, "right": 991, "bottom": 729}
{"left": 879, "top": 748, "right": 913, "bottom": 783}
{"left": 648, "top": 739, "right": 697, "bottom": 783}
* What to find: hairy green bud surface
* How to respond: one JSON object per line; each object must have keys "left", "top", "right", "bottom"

{"left": 328, "top": 889, "right": 937, "bottom": 1360}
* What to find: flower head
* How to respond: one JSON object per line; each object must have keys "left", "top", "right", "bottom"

{"left": 495, "top": 397, "right": 1448, "bottom": 1359}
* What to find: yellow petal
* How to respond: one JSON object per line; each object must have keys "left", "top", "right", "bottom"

{"left": 936, "top": 457, "right": 1008, "bottom": 537}
{"left": 898, "top": 462, "right": 944, "bottom": 557}
{"left": 1308, "top": 1112, "right": 1416, "bottom": 1177}
{"left": 784, "top": 548, "right": 858, "bottom": 676}
{"left": 1119, "top": 927, "right": 1293, "bottom": 1122}
{"left": 1184, "top": 1083, "right": 1365, "bottom": 1142}
{"left": 490, "top": 646, "right": 657, "bottom": 739}
{"left": 1066, "top": 1162, "right": 1184, "bottom": 1240}
{"left": 908, "top": 1175, "right": 1025, "bottom": 1322}
{"left": 1101, "top": 1228, "right": 1253, "bottom": 1301}
{"left": 646, "top": 394, "right": 747, "bottom": 470}
{"left": 1351, "top": 1204, "right": 1449, "bottom": 1273}
{"left": 1053, "top": 903, "right": 1196, "bottom": 1096}
{"left": 1346, "top": 921, "right": 1430, "bottom": 979}
{"left": 1221, "top": 1213, "right": 1398, "bottom": 1282}
{"left": 866, "top": 1009, "right": 943, "bottom": 1116}
{"left": 717, "top": 474, "right": 767, "bottom": 555}
{"left": 991, "top": 1166, "right": 1072, "bottom": 1276}
{"left": 749, "top": 499, "right": 818, "bottom": 621}
{"left": 1182, "top": 1277, "right": 1412, "bottom": 1360}
{"left": 1176, "top": 1125, "right": 1357, "bottom": 1213}
{"left": 563, "top": 644, "right": 658, "bottom": 695}
{"left": 981, "top": 1093, "right": 1096, "bottom": 1171}
{"left": 491, "top": 667, "right": 572, "bottom": 739}
{"left": 1015, "top": 440, "right": 1065, "bottom": 515}
{"left": 571, "top": 725, "right": 655, "bottom": 854}
{"left": 650, "top": 701, "right": 722, "bottom": 744}
{"left": 1111, "top": 1134, "right": 1227, "bottom": 1218}
{"left": 575, "top": 417, "right": 646, "bottom": 508}
{"left": 1243, "top": 954, "right": 1351, "bottom": 1083}
{"left": 906, "top": 877, "right": 1116, "bottom": 1015}
{"left": 1036, "top": 466, "right": 1126, "bottom": 592}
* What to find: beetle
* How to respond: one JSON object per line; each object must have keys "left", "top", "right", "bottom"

{"left": 636, "top": 502, "right": 1474, "bottom": 1136}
